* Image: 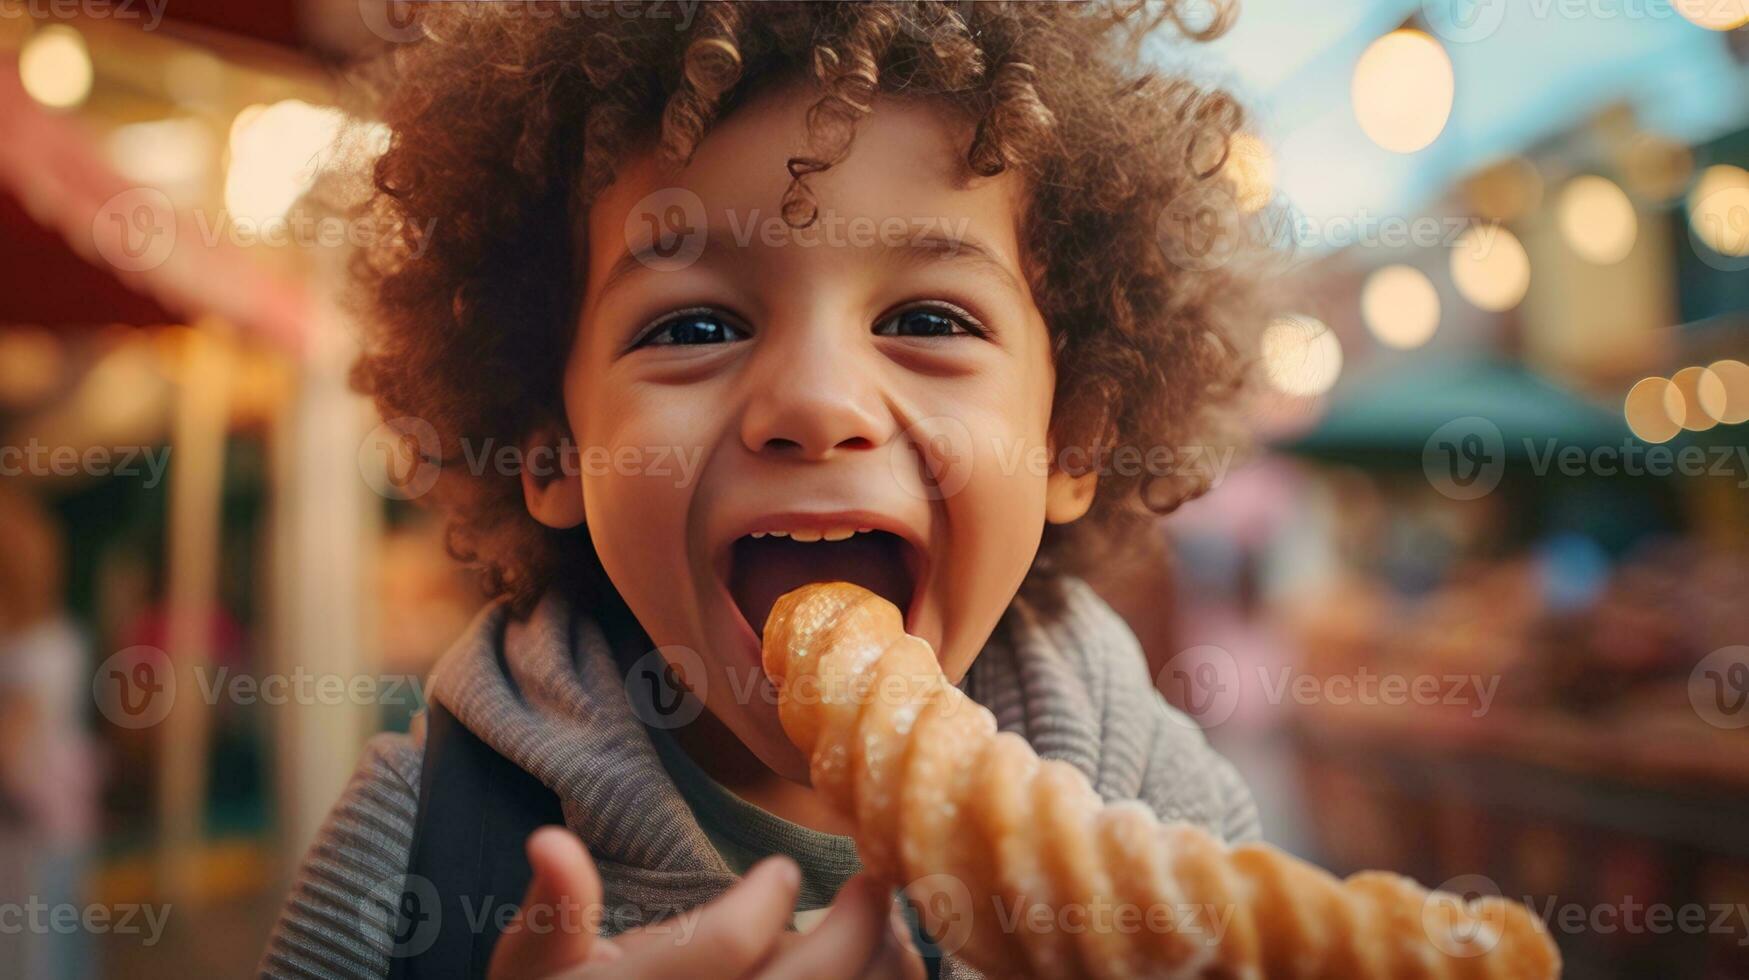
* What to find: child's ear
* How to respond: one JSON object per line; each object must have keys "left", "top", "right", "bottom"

{"left": 520, "top": 426, "right": 585, "bottom": 530}
{"left": 1044, "top": 438, "right": 1098, "bottom": 524}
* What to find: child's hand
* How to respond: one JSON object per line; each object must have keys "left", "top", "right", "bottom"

{"left": 488, "top": 826, "right": 924, "bottom": 980}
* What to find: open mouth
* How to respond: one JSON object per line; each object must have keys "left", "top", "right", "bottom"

{"left": 728, "top": 529, "right": 920, "bottom": 640}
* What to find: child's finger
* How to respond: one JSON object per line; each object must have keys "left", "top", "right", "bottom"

{"left": 759, "top": 874, "right": 895, "bottom": 980}
{"left": 611, "top": 856, "right": 800, "bottom": 980}
{"left": 487, "top": 826, "right": 605, "bottom": 980}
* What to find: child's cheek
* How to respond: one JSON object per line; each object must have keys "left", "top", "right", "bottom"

{"left": 575, "top": 408, "right": 712, "bottom": 613}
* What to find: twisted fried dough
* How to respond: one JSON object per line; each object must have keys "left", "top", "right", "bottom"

{"left": 761, "top": 581, "right": 1560, "bottom": 980}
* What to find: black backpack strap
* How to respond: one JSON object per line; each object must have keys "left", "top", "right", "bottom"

{"left": 388, "top": 701, "right": 565, "bottom": 980}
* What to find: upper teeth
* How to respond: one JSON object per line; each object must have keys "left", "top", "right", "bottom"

{"left": 752, "top": 526, "right": 875, "bottom": 542}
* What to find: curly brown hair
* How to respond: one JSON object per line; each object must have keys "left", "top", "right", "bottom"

{"left": 350, "top": 0, "right": 1260, "bottom": 614}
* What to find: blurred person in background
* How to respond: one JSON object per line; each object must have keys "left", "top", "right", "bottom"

{"left": 0, "top": 485, "right": 99, "bottom": 980}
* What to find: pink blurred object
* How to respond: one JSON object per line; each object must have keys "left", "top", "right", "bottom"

{"left": 0, "top": 56, "right": 310, "bottom": 354}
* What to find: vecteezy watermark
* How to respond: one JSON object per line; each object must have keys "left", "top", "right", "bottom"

{"left": 92, "top": 646, "right": 427, "bottom": 729}
{"left": 902, "top": 870, "right": 1236, "bottom": 957}
{"left": 1423, "top": 0, "right": 1749, "bottom": 43}
{"left": 1690, "top": 645, "right": 1749, "bottom": 730}
{"left": 362, "top": 872, "right": 703, "bottom": 960}
{"left": 357, "top": 420, "right": 710, "bottom": 501}
{"left": 624, "top": 645, "right": 711, "bottom": 730}
{"left": 0, "top": 440, "right": 170, "bottom": 488}
{"left": 1158, "top": 647, "right": 1502, "bottom": 729}
{"left": 1426, "top": 873, "right": 1749, "bottom": 951}
{"left": 91, "top": 190, "right": 436, "bottom": 275}
{"left": 623, "top": 187, "right": 975, "bottom": 272}
{"left": 625, "top": 646, "right": 967, "bottom": 732}
{"left": 357, "top": 0, "right": 702, "bottom": 45}
{"left": 358, "top": 417, "right": 443, "bottom": 501}
{"left": 1156, "top": 188, "right": 1503, "bottom": 271}
{"left": 1424, "top": 416, "right": 1507, "bottom": 501}
{"left": 1524, "top": 439, "right": 1749, "bottom": 486}
{"left": 1688, "top": 180, "right": 1749, "bottom": 274}
{"left": 1527, "top": 895, "right": 1749, "bottom": 945}
{"left": 1, "top": 0, "right": 167, "bottom": 30}
{"left": 890, "top": 425, "right": 1241, "bottom": 503}
{"left": 356, "top": 419, "right": 1236, "bottom": 503}
{"left": 0, "top": 898, "right": 171, "bottom": 946}
{"left": 1425, "top": 420, "right": 1749, "bottom": 500}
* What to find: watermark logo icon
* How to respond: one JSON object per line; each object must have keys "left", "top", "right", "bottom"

{"left": 1691, "top": 646, "right": 1749, "bottom": 730}
{"left": 93, "top": 645, "right": 175, "bottom": 729}
{"left": 1421, "top": 0, "right": 1509, "bottom": 43}
{"left": 625, "top": 188, "right": 707, "bottom": 272}
{"left": 1424, "top": 416, "right": 1506, "bottom": 501}
{"left": 92, "top": 187, "right": 176, "bottom": 273}
{"left": 1157, "top": 645, "right": 1241, "bottom": 729}
{"left": 363, "top": 873, "right": 441, "bottom": 959}
{"left": 1157, "top": 183, "right": 1242, "bottom": 272}
{"left": 1422, "top": 874, "right": 1509, "bottom": 957}
{"left": 359, "top": 416, "right": 442, "bottom": 501}
{"left": 905, "top": 872, "right": 975, "bottom": 957}
{"left": 357, "top": 0, "right": 424, "bottom": 44}
{"left": 892, "top": 415, "right": 976, "bottom": 502}
{"left": 625, "top": 645, "right": 709, "bottom": 729}
{"left": 1688, "top": 183, "right": 1749, "bottom": 274}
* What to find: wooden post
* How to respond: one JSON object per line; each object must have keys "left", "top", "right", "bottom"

{"left": 157, "top": 320, "right": 231, "bottom": 900}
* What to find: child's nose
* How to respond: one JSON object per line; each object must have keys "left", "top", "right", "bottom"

{"left": 739, "top": 334, "right": 895, "bottom": 460}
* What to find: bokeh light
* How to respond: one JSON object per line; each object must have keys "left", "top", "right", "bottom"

{"left": 19, "top": 25, "right": 94, "bottom": 111}
{"left": 107, "top": 118, "right": 215, "bottom": 190}
{"left": 1623, "top": 376, "right": 1684, "bottom": 444}
{"left": 1223, "top": 132, "right": 1275, "bottom": 214}
{"left": 1351, "top": 30, "right": 1454, "bottom": 154}
{"left": 1687, "top": 164, "right": 1749, "bottom": 259}
{"left": 1620, "top": 134, "right": 1693, "bottom": 203}
{"left": 1670, "top": 366, "right": 1722, "bottom": 432}
{"left": 1262, "top": 314, "right": 1343, "bottom": 396}
{"left": 1558, "top": 175, "right": 1637, "bottom": 264}
{"left": 1670, "top": 0, "right": 1749, "bottom": 30}
{"left": 1450, "top": 225, "right": 1531, "bottom": 312}
{"left": 1361, "top": 264, "right": 1440, "bottom": 349}
{"left": 1465, "top": 158, "right": 1544, "bottom": 223}
{"left": 224, "top": 100, "right": 349, "bottom": 225}
{"left": 1705, "top": 359, "right": 1749, "bottom": 425}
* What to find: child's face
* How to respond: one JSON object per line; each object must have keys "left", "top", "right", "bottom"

{"left": 530, "top": 83, "right": 1094, "bottom": 780}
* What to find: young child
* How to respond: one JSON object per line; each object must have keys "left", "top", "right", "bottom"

{"left": 263, "top": 3, "right": 1260, "bottom": 977}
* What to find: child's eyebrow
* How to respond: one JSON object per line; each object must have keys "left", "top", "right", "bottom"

{"left": 598, "top": 226, "right": 1025, "bottom": 297}
{"left": 885, "top": 231, "right": 1025, "bottom": 294}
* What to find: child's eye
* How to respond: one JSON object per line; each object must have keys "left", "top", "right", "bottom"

{"left": 634, "top": 310, "right": 747, "bottom": 348}
{"left": 874, "top": 304, "right": 985, "bottom": 339}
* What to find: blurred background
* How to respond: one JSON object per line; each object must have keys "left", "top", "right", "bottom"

{"left": 0, "top": 1, "right": 1745, "bottom": 977}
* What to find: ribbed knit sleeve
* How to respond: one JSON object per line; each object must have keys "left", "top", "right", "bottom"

{"left": 257, "top": 732, "right": 423, "bottom": 979}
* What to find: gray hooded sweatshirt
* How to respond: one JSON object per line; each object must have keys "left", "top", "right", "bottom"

{"left": 258, "top": 578, "right": 1258, "bottom": 978}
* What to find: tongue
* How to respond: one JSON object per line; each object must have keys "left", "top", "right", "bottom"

{"left": 730, "top": 533, "right": 912, "bottom": 638}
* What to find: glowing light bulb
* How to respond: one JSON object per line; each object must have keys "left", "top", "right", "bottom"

{"left": 1623, "top": 377, "right": 1683, "bottom": 444}
{"left": 1361, "top": 265, "right": 1440, "bottom": 349}
{"left": 224, "top": 100, "right": 349, "bottom": 225}
{"left": 1352, "top": 30, "right": 1454, "bottom": 154}
{"left": 1223, "top": 133, "right": 1274, "bottom": 214}
{"left": 1688, "top": 164, "right": 1749, "bottom": 259}
{"left": 1704, "top": 359, "right": 1749, "bottom": 425}
{"left": 19, "top": 25, "right": 94, "bottom": 110}
{"left": 1262, "top": 315, "right": 1342, "bottom": 397}
{"left": 1450, "top": 224, "right": 1530, "bottom": 312}
{"left": 1559, "top": 176, "right": 1637, "bottom": 265}
{"left": 1671, "top": 0, "right": 1748, "bottom": 30}
{"left": 1671, "top": 366, "right": 1721, "bottom": 432}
